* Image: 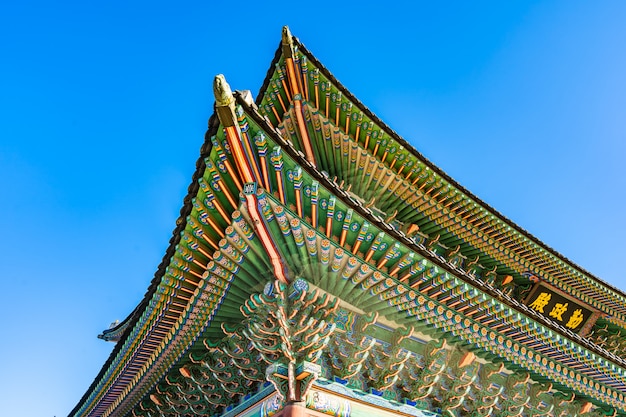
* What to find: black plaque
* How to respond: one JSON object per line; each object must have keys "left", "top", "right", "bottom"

{"left": 524, "top": 283, "right": 593, "bottom": 333}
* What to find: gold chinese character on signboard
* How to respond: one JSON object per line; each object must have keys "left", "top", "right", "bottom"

{"left": 566, "top": 309, "right": 584, "bottom": 329}
{"left": 524, "top": 283, "right": 591, "bottom": 334}
{"left": 529, "top": 292, "right": 551, "bottom": 313}
{"left": 549, "top": 302, "right": 568, "bottom": 321}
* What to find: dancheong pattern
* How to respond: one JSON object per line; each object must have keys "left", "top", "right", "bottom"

{"left": 71, "top": 27, "right": 626, "bottom": 417}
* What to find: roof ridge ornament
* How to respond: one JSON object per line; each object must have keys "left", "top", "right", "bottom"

{"left": 214, "top": 74, "right": 234, "bottom": 107}
{"left": 282, "top": 26, "right": 295, "bottom": 59}
{"left": 214, "top": 74, "right": 236, "bottom": 127}
{"left": 213, "top": 74, "right": 290, "bottom": 284}
{"left": 280, "top": 26, "right": 316, "bottom": 165}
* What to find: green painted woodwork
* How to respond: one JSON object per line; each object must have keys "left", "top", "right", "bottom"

{"left": 258, "top": 37, "right": 626, "bottom": 329}
{"left": 71, "top": 29, "right": 626, "bottom": 417}
{"left": 114, "top": 93, "right": 626, "bottom": 416}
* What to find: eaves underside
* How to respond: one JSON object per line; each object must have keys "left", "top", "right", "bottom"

{"left": 76, "top": 96, "right": 626, "bottom": 416}
{"left": 67, "top": 116, "right": 218, "bottom": 417}
{"left": 71, "top": 31, "right": 626, "bottom": 417}
{"left": 235, "top": 92, "right": 626, "bottom": 374}
{"left": 254, "top": 35, "right": 626, "bottom": 322}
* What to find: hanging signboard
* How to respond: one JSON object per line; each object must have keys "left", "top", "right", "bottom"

{"left": 524, "top": 282, "right": 595, "bottom": 334}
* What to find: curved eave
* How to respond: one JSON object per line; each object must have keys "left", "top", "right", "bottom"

{"left": 255, "top": 32, "right": 626, "bottom": 323}
{"left": 236, "top": 92, "right": 626, "bottom": 379}
{"left": 128, "top": 95, "right": 626, "bottom": 415}
{"left": 72, "top": 28, "right": 626, "bottom": 417}
{"left": 207, "top": 96, "right": 626, "bottom": 409}
{"left": 98, "top": 310, "right": 137, "bottom": 342}
{"left": 68, "top": 115, "right": 217, "bottom": 417}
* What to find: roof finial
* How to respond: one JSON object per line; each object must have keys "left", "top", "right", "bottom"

{"left": 213, "top": 74, "right": 236, "bottom": 127}
{"left": 213, "top": 74, "right": 234, "bottom": 108}
{"left": 282, "top": 25, "right": 294, "bottom": 58}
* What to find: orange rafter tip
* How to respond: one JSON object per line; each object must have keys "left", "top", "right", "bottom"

{"left": 240, "top": 128, "right": 263, "bottom": 185}
{"left": 282, "top": 27, "right": 300, "bottom": 96}
{"left": 364, "top": 249, "right": 375, "bottom": 264}
{"left": 458, "top": 351, "right": 476, "bottom": 368}
{"left": 311, "top": 205, "right": 318, "bottom": 228}
{"left": 314, "top": 85, "right": 320, "bottom": 108}
{"left": 275, "top": 172, "right": 286, "bottom": 204}
{"left": 295, "top": 192, "right": 302, "bottom": 217}
{"left": 221, "top": 160, "right": 243, "bottom": 191}
{"left": 325, "top": 218, "right": 333, "bottom": 237}
{"left": 188, "top": 269, "right": 203, "bottom": 279}
{"left": 389, "top": 266, "right": 401, "bottom": 277}
{"left": 211, "top": 193, "right": 232, "bottom": 223}
{"left": 270, "top": 105, "right": 280, "bottom": 121}
{"left": 196, "top": 246, "right": 212, "bottom": 259}
{"left": 201, "top": 234, "right": 219, "bottom": 251}
{"left": 225, "top": 125, "right": 255, "bottom": 184}
{"left": 376, "top": 258, "right": 388, "bottom": 269}
{"left": 580, "top": 403, "right": 593, "bottom": 414}
{"left": 339, "top": 230, "right": 347, "bottom": 247}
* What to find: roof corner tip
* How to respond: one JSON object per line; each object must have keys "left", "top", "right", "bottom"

{"left": 282, "top": 26, "right": 294, "bottom": 57}
{"left": 213, "top": 74, "right": 234, "bottom": 108}
{"left": 213, "top": 74, "right": 237, "bottom": 127}
{"left": 282, "top": 25, "right": 292, "bottom": 42}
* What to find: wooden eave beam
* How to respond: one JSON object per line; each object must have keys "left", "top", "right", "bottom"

{"left": 255, "top": 36, "right": 626, "bottom": 324}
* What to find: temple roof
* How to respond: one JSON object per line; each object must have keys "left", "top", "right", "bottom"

{"left": 254, "top": 31, "right": 626, "bottom": 324}
{"left": 70, "top": 27, "right": 626, "bottom": 417}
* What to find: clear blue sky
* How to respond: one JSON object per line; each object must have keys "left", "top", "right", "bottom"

{"left": 1, "top": 1, "right": 625, "bottom": 416}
